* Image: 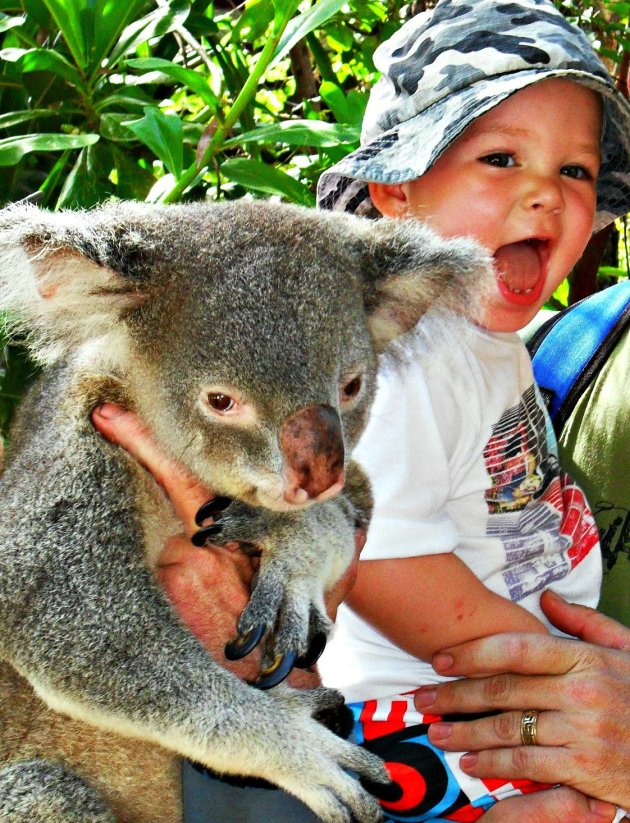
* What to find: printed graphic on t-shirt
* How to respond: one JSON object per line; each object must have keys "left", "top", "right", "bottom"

{"left": 483, "top": 385, "right": 599, "bottom": 602}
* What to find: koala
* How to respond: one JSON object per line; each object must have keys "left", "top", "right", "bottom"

{"left": 0, "top": 200, "right": 491, "bottom": 823}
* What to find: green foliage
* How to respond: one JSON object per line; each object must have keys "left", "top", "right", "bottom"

{"left": 0, "top": 0, "right": 629, "bottom": 436}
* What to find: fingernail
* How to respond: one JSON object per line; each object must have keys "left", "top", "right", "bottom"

{"left": 429, "top": 722, "right": 452, "bottom": 741}
{"left": 459, "top": 753, "right": 477, "bottom": 770}
{"left": 414, "top": 687, "right": 437, "bottom": 708}
{"left": 95, "top": 403, "right": 123, "bottom": 419}
{"left": 432, "top": 652, "right": 454, "bottom": 672}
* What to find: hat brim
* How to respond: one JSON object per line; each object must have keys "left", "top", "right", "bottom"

{"left": 317, "top": 69, "right": 630, "bottom": 232}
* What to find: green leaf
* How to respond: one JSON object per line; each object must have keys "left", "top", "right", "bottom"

{"left": 108, "top": 1, "right": 191, "bottom": 68}
{"left": 319, "top": 83, "right": 368, "bottom": 126}
{"left": 229, "top": 0, "right": 274, "bottom": 43}
{"left": 272, "top": 0, "right": 300, "bottom": 26}
{"left": 39, "top": 0, "right": 89, "bottom": 69}
{"left": 0, "top": 13, "right": 25, "bottom": 33}
{"left": 220, "top": 158, "right": 315, "bottom": 205}
{"left": 94, "top": 86, "right": 156, "bottom": 114}
{"left": 99, "top": 112, "right": 136, "bottom": 142}
{"left": 0, "top": 109, "right": 56, "bottom": 129}
{"left": 0, "top": 47, "right": 85, "bottom": 87}
{"left": 0, "top": 133, "right": 99, "bottom": 166}
{"left": 124, "top": 107, "right": 184, "bottom": 179}
{"left": 270, "top": 0, "right": 347, "bottom": 69}
{"left": 126, "top": 58, "right": 219, "bottom": 111}
{"left": 55, "top": 142, "right": 114, "bottom": 208}
{"left": 110, "top": 144, "right": 155, "bottom": 201}
{"left": 88, "top": 0, "right": 151, "bottom": 75}
{"left": 224, "top": 119, "right": 360, "bottom": 148}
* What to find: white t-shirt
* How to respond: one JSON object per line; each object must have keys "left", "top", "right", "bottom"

{"left": 319, "top": 315, "right": 602, "bottom": 702}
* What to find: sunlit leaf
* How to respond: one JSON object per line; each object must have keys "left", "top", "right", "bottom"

{"left": 126, "top": 58, "right": 219, "bottom": 111}
{"left": 229, "top": 0, "right": 274, "bottom": 43}
{"left": 224, "top": 120, "right": 359, "bottom": 148}
{"left": 0, "top": 110, "right": 56, "bottom": 129}
{"left": 39, "top": 0, "right": 89, "bottom": 69}
{"left": 0, "top": 14, "right": 25, "bottom": 33}
{"left": 0, "top": 133, "right": 99, "bottom": 167}
{"left": 270, "top": 0, "right": 347, "bottom": 69}
{"left": 89, "top": 0, "right": 150, "bottom": 75}
{"left": 0, "top": 47, "right": 84, "bottom": 87}
{"left": 220, "top": 158, "right": 315, "bottom": 205}
{"left": 124, "top": 107, "right": 184, "bottom": 179}
{"left": 109, "top": 1, "right": 191, "bottom": 68}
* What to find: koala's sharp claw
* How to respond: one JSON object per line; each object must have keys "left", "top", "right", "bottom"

{"left": 294, "top": 632, "right": 327, "bottom": 670}
{"left": 253, "top": 651, "right": 298, "bottom": 690}
{"left": 195, "top": 497, "right": 232, "bottom": 526}
{"left": 224, "top": 624, "right": 266, "bottom": 661}
{"left": 360, "top": 774, "right": 401, "bottom": 802}
{"left": 191, "top": 524, "right": 223, "bottom": 547}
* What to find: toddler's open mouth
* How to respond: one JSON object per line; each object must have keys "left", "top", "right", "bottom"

{"left": 493, "top": 238, "right": 551, "bottom": 306}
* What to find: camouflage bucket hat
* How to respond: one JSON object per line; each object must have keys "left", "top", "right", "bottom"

{"left": 317, "top": 0, "right": 630, "bottom": 231}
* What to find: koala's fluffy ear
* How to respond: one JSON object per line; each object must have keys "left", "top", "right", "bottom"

{"left": 352, "top": 217, "right": 494, "bottom": 351}
{"left": 0, "top": 203, "right": 148, "bottom": 363}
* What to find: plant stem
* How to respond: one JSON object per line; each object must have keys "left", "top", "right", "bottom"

{"left": 159, "top": 4, "right": 296, "bottom": 203}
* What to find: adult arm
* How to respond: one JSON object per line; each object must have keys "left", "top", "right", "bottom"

{"left": 346, "top": 552, "right": 546, "bottom": 663}
{"left": 412, "top": 589, "right": 630, "bottom": 811}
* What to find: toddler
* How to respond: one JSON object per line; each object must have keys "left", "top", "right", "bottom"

{"left": 317, "top": 1, "right": 630, "bottom": 820}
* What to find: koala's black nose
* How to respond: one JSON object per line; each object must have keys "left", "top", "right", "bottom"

{"left": 279, "top": 404, "right": 345, "bottom": 503}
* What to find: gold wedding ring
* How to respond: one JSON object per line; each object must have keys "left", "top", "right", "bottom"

{"left": 520, "top": 709, "right": 539, "bottom": 746}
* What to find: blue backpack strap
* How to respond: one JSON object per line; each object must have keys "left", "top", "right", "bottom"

{"left": 528, "top": 280, "right": 630, "bottom": 433}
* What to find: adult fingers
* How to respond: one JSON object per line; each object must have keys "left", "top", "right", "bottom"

{"left": 415, "top": 671, "right": 572, "bottom": 715}
{"left": 430, "top": 630, "right": 595, "bottom": 679}
{"left": 541, "top": 590, "right": 630, "bottom": 652}
{"left": 427, "top": 709, "right": 573, "bottom": 751}
{"left": 481, "top": 788, "right": 617, "bottom": 823}
{"left": 454, "top": 746, "right": 626, "bottom": 811}
{"left": 92, "top": 403, "right": 212, "bottom": 530}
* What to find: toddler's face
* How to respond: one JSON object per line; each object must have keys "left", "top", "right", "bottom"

{"left": 370, "top": 79, "right": 602, "bottom": 333}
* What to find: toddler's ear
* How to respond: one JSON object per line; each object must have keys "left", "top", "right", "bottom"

{"left": 368, "top": 182, "right": 408, "bottom": 218}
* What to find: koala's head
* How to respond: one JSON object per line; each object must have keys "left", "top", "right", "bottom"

{"left": 0, "top": 200, "right": 491, "bottom": 510}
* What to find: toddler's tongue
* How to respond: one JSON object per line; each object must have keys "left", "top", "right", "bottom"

{"left": 494, "top": 240, "right": 543, "bottom": 294}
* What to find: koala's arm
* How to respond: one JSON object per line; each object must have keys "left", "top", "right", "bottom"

{"left": 197, "top": 460, "right": 371, "bottom": 675}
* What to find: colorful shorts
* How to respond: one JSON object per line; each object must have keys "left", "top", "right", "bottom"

{"left": 350, "top": 693, "right": 550, "bottom": 822}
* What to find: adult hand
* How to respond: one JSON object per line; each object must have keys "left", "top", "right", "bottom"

{"left": 413, "top": 589, "right": 630, "bottom": 811}
{"left": 92, "top": 403, "right": 261, "bottom": 679}
{"left": 91, "top": 403, "right": 363, "bottom": 681}
{"left": 481, "top": 787, "right": 619, "bottom": 823}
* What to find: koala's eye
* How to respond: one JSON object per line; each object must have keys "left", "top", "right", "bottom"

{"left": 340, "top": 375, "right": 363, "bottom": 403}
{"left": 207, "top": 392, "right": 235, "bottom": 413}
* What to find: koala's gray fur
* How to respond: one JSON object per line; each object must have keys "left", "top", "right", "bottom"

{"left": 0, "top": 199, "right": 491, "bottom": 822}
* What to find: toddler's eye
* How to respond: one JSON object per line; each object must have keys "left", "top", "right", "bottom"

{"left": 207, "top": 392, "right": 235, "bottom": 413}
{"left": 561, "top": 164, "right": 593, "bottom": 181}
{"left": 481, "top": 152, "right": 515, "bottom": 168}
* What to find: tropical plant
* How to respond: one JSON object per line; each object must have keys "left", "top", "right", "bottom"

{"left": 0, "top": 0, "right": 628, "bottom": 437}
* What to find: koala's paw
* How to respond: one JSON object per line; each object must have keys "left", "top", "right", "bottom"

{"left": 262, "top": 687, "right": 389, "bottom": 823}
{"left": 192, "top": 498, "right": 269, "bottom": 555}
{"left": 236, "top": 562, "right": 333, "bottom": 688}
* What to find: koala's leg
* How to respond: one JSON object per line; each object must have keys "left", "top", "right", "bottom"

{"left": 0, "top": 445, "right": 386, "bottom": 823}
{"left": 0, "top": 760, "right": 115, "bottom": 823}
